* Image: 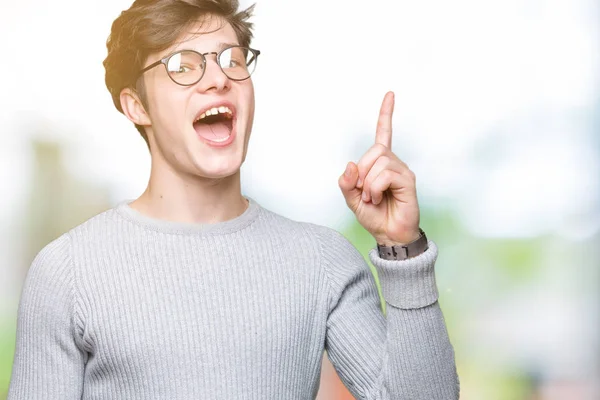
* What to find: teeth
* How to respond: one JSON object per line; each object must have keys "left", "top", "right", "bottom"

{"left": 195, "top": 106, "right": 233, "bottom": 123}
{"left": 208, "top": 135, "right": 231, "bottom": 143}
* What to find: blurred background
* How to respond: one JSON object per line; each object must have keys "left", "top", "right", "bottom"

{"left": 1, "top": 0, "right": 598, "bottom": 398}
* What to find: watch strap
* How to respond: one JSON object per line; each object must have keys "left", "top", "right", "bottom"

{"left": 377, "top": 228, "right": 428, "bottom": 260}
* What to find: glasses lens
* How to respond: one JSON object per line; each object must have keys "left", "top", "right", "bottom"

{"left": 166, "top": 50, "right": 205, "bottom": 85}
{"left": 219, "top": 46, "right": 258, "bottom": 80}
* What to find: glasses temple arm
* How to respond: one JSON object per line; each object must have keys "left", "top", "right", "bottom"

{"left": 248, "top": 51, "right": 260, "bottom": 66}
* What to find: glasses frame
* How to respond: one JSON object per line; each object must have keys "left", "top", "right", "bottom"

{"left": 137, "top": 45, "right": 261, "bottom": 86}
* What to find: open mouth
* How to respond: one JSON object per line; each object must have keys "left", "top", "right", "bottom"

{"left": 193, "top": 106, "right": 234, "bottom": 143}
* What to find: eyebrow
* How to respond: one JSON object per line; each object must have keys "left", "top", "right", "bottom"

{"left": 168, "top": 42, "right": 241, "bottom": 57}
{"left": 216, "top": 42, "right": 240, "bottom": 51}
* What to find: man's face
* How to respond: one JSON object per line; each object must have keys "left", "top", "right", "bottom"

{"left": 138, "top": 17, "right": 255, "bottom": 180}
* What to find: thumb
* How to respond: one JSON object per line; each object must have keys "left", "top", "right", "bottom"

{"left": 338, "top": 161, "right": 362, "bottom": 212}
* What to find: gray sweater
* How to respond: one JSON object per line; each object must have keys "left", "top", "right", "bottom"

{"left": 8, "top": 195, "right": 459, "bottom": 399}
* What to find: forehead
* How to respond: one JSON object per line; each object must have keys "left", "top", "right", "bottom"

{"left": 169, "top": 16, "right": 239, "bottom": 54}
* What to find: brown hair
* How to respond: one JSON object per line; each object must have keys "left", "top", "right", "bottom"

{"left": 103, "top": 0, "right": 256, "bottom": 147}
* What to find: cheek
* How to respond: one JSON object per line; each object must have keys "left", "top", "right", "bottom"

{"left": 242, "top": 84, "right": 255, "bottom": 126}
{"left": 147, "top": 84, "right": 189, "bottom": 134}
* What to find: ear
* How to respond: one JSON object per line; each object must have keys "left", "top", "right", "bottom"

{"left": 120, "top": 88, "right": 152, "bottom": 126}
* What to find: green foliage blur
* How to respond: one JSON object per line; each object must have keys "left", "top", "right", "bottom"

{"left": 0, "top": 323, "right": 15, "bottom": 400}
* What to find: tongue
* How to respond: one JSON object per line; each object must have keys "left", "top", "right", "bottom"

{"left": 195, "top": 122, "right": 231, "bottom": 141}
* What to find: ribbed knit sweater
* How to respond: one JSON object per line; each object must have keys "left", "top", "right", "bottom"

{"left": 8, "top": 195, "right": 459, "bottom": 399}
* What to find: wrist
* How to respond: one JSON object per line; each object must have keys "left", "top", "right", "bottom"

{"left": 376, "top": 228, "right": 428, "bottom": 260}
{"left": 375, "top": 229, "right": 422, "bottom": 247}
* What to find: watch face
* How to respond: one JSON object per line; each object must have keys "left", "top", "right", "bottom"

{"left": 378, "top": 244, "right": 408, "bottom": 260}
{"left": 378, "top": 230, "right": 427, "bottom": 260}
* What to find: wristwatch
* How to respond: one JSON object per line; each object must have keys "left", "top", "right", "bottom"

{"left": 377, "top": 228, "right": 428, "bottom": 260}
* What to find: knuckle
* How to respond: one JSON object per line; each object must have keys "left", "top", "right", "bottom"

{"left": 374, "top": 143, "right": 387, "bottom": 153}
{"left": 381, "top": 169, "right": 394, "bottom": 183}
{"left": 373, "top": 171, "right": 388, "bottom": 189}
{"left": 357, "top": 159, "right": 370, "bottom": 174}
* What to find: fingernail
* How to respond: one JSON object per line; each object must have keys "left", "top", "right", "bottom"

{"left": 357, "top": 177, "right": 363, "bottom": 187}
{"left": 362, "top": 191, "right": 368, "bottom": 201}
{"left": 344, "top": 163, "right": 351, "bottom": 177}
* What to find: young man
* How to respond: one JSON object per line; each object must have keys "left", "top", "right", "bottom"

{"left": 8, "top": 0, "right": 459, "bottom": 399}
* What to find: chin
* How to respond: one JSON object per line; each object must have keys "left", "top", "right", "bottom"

{"left": 190, "top": 155, "right": 243, "bottom": 180}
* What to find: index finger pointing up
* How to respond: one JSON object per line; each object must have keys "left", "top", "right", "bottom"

{"left": 375, "top": 91, "right": 395, "bottom": 148}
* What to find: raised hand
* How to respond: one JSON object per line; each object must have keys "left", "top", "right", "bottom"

{"left": 338, "top": 91, "right": 421, "bottom": 246}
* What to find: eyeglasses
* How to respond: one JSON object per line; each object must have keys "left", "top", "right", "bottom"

{"left": 137, "top": 45, "right": 261, "bottom": 86}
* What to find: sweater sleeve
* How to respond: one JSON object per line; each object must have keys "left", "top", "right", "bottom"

{"left": 315, "top": 225, "right": 459, "bottom": 399}
{"left": 8, "top": 234, "right": 87, "bottom": 400}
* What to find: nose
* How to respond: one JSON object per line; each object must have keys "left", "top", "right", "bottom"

{"left": 195, "top": 57, "right": 231, "bottom": 93}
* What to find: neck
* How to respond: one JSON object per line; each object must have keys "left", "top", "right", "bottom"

{"left": 129, "top": 159, "right": 248, "bottom": 225}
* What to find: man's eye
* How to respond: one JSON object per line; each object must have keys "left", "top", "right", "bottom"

{"left": 221, "top": 60, "right": 238, "bottom": 69}
{"left": 226, "top": 59, "right": 245, "bottom": 69}
{"left": 171, "top": 65, "right": 194, "bottom": 74}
